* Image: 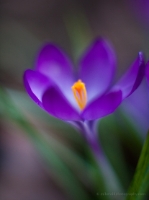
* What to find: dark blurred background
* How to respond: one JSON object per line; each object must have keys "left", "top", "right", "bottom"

{"left": 0, "top": 0, "right": 149, "bottom": 200}
{"left": 0, "top": 0, "right": 147, "bottom": 88}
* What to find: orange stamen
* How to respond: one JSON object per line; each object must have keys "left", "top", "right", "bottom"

{"left": 71, "top": 79, "right": 87, "bottom": 110}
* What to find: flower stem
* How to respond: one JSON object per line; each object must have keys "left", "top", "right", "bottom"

{"left": 77, "top": 121, "right": 123, "bottom": 194}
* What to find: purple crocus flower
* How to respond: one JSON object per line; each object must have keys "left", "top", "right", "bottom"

{"left": 23, "top": 38, "right": 145, "bottom": 122}
{"left": 23, "top": 38, "right": 145, "bottom": 192}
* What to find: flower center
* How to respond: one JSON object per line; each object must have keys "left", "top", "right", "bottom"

{"left": 71, "top": 79, "right": 87, "bottom": 110}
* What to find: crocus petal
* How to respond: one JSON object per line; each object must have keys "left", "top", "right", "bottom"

{"left": 114, "top": 52, "right": 145, "bottom": 99}
{"left": 79, "top": 38, "right": 116, "bottom": 102}
{"left": 81, "top": 90, "right": 122, "bottom": 120}
{"left": 35, "top": 43, "right": 75, "bottom": 102}
{"left": 23, "top": 69, "right": 52, "bottom": 107}
{"left": 42, "top": 86, "right": 80, "bottom": 121}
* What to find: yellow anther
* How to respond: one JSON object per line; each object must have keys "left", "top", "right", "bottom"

{"left": 71, "top": 79, "right": 87, "bottom": 110}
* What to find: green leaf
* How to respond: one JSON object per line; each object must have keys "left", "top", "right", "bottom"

{"left": 126, "top": 132, "right": 149, "bottom": 200}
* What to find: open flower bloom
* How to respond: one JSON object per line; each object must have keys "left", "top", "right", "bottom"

{"left": 23, "top": 38, "right": 145, "bottom": 121}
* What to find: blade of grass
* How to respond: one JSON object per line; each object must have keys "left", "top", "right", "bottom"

{"left": 126, "top": 132, "right": 149, "bottom": 200}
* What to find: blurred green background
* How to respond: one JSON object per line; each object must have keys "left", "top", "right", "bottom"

{"left": 0, "top": 0, "right": 149, "bottom": 200}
